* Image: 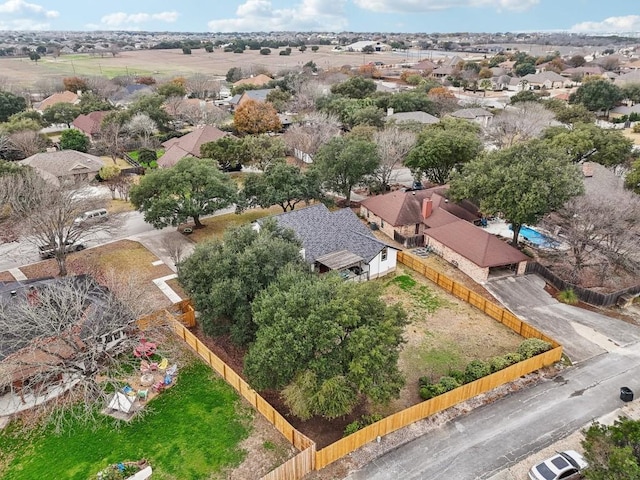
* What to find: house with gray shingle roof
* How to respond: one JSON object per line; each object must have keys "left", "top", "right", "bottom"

{"left": 18, "top": 150, "right": 104, "bottom": 187}
{"left": 450, "top": 107, "right": 494, "bottom": 127}
{"left": 269, "top": 204, "right": 398, "bottom": 281}
{"left": 386, "top": 111, "right": 440, "bottom": 125}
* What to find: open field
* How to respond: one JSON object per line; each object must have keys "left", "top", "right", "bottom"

{"left": 0, "top": 46, "right": 429, "bottom": 89}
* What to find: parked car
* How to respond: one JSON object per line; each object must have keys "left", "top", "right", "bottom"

{"left": 73, "top": 208, "right": 108, "bottom": 225}
{"left": 38, "top": 238, "right": 86, "bottom": 259}
{"left": 528, "top": 450, "right": 588, "bottom": 480}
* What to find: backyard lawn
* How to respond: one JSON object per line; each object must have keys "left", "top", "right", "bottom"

{"left": 0, "top": 362, "right": 251, "bottom": 480}
{"left": 187, "top": 206, "right": 283, "bottom": 243}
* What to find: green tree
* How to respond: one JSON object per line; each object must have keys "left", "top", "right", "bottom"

{"left": 239, "top": 161, "right": 323, "bottom": 212}
{"left": 543, "top": 122, "right": 634, "bottom": 167}
{"left": 311, "top": 45, "right": 319, "bottom": 52}
{"left": 178, "top": 221, "right": 305, "bottom": 345}
{"left": 568, "top": 55, "right": 586, "bottom": 67}
{"left": 313, "top": 136, "right": 380, "bottom": 203}
{"left": 29, "top": 51, "right": 41, "bottom": 63}
{"left": 622, "top": 83, "right": 640, "bottom": 104}
{"left": 42, "top": 103, "right": 81, "bottom": 128}
{"left": 241, "top": 134, "right": 286, "bottom": 170}
{"left": 331, "top": 76, "right": 377, "bottom": 99}
{"left": 77, "top": 91, "right": 113, "bottom": 114}
{"left": 244, "top": 269, "right": 407, "bottom": 420}
{"left": 514, "top": 63, "right": 536, "bottom": 76}
{"left": 582, "top": 417, "right": 640, "bottom": 479}
{"left": 449, "top": 139, "right": 584, "bottom": 246}
{"left": 265, "top": 89, "right": 292, "bottom": 112}
{"left": 570, "top": 80, "right": 623, "bottom": 117}
{"left": 226, "top": 67, "right": 243, "bottom": 83}
{"left": 157, "top": 82, "right": 186, "bottom": 98}
{"left": 260, "top": 48, "right": 271, "bottom": 55}
{"left": 375, "top": 91, "right": 436, "bottom": 114}
{"left": 128, "top": 93, "right": 172, "bottom": 131}
{"left": 405, "top": 119, "right": 483, "bottom": 184}
{"left": 59, "top": 129, "right": 89, "bottom": 152}
{"left": 625, "top": 158, "right": 640, "bottom": 194}
{"left": 509, "top": 90, "right": 540, "bottom": 104}
{"left": 0, "top": 91, "right": 27, "bottom": 122}
{"left": 542, "top": 99, "right": 595, "bottom": 124}
{"left": 130, "top": 157, "right": 237, "bottom": 229}
{"left": 200, "top": 136, "right": 249, "bottom": 171}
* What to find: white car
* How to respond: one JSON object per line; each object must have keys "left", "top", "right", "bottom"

{"left": 528, "top": 450, "right": 588, "bottom": 480}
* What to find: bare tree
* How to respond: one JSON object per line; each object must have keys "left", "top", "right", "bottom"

{"left": 288, "top": 79, "right": 329, "bottom": 113}
{"left": 96, "top": 115, "right": 127, "bottom": 164}
{"left": 283, "top": 112, "right": 340, "bottom": 162}
{"left": 185, "top": 73, "right": 220, "bottom": 99}
{"left": 485, "top": 102, "right": 556, "bottom": 149}
{"left": 0, "top": 170, "right": 121, "bottom": 276}
{"left": 372, "top": 126, "right": 417, "bottom": 191}
{"left": 8, "top": 130, "right": 48, "bottom": 158}
{"left": 161, "top": 234, "right": 187, "bottom": 267}
{"left": 126, "top": 112, "right": 157, "bottom": 149}
{"left": 543, "top": 191, "right": 640, "bottom": 283}
{"left": 114, "top": 175, "right": 134, "bottom": 201}
{"left": 33, "top": 77, "right": 65, "bottom": 98}
{"left": 0, "top": 272, "right": 170, "bottom": 431}
{"left": 84, "top": 75, "right": 119, "bottom": 100}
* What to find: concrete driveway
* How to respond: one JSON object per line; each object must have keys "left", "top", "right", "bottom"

{"left": 484, "top": 275, "right": 640, "bottom": 364}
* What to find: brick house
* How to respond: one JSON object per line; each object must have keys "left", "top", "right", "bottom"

{"left": 360, "top": 188, "right": 528, "bottom": 283}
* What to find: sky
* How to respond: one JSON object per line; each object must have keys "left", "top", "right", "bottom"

{"left": 0, "top": 0, "right": 639, "bottom": 34}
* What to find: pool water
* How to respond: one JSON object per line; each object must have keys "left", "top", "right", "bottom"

{"left": 509, "top": 225, "right": 558, "bottom": 247}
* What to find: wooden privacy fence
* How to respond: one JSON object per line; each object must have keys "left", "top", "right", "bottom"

{"left": 315, "top": 346, "right": 561, "bottom": 469}
{"left": 168, "top": 318, "right": 316, "bottom": 480}
{"left": 526, "top": 261, "right": 640, "bottom": 307}
{"left": 314, "top": 253, "right": 563, "bottom": 469}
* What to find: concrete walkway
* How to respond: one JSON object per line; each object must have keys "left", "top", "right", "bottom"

{"left": 8, "top": 267, "right": 27, "bottom": 281}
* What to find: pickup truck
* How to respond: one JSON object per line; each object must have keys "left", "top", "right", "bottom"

{"left": 38, "top": 239, "right": 86, "bottom": 259}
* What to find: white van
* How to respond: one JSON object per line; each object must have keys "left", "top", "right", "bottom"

{"left": 74, "top": 208, "right": 108, "bottom": 225}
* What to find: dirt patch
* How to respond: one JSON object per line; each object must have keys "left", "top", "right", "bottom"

{"left": 18, "top": 240, "right": 175, "bottom": 310}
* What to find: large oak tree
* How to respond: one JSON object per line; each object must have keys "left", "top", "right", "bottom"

{"left": 130, "top": 157, "right": 236, "bottom": 229}
{"left": 449, "top": 139, "right": 584, "bottom": 246}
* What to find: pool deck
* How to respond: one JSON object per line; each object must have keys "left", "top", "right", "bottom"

{"left": 483, "top": 219, "right": 568, "bottom": 250}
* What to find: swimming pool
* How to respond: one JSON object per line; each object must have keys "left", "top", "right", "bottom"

{"left": 509, "top": 225, "right": 558, "bottom": 248}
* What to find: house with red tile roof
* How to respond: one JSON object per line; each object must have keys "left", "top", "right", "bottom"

{"left": 158, "top": 125, "right": 230, "bottom": 168}
{"left": 232, "top": 74, "right": 273, "bottom": 88}
{"left": 360, "top": 188, "right": 528, "bottom": 283}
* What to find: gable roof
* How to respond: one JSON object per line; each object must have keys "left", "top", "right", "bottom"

{"left": 361, "top": 187, "right": 448, "bottom": 226}
{"left": 36, "top": 91, "right": 79, "bottom": 111}
{"left": 72, "top": 111, "right": 109, "bottom": 136}
{"left": 160, "top": 125, "right": 229, "bottom": 159}
{"left": 240, "top": 89, "right": 274, "bottom": 103}
{"left": 157, "top": 144, "right": 193, "bottom": 168}
{"left": 522, "top": 71, "right": 567, "bottom": 84}
{"left": 616, "top": 70, "right": 640, "bottom": 86}
{"left": 19, "top": 150, "right": 104, "bottom": 179}
{"left": 233, "top": 74, "right": 273, "bottom": 87}
{"left": 450, "top": 108, "right": 493, "bottom": 120}
{"left": 425, "top": 220, "right": 528, "bottom": 268}
{"left": 272, "top": 204, "right": 391, "bottom": 265}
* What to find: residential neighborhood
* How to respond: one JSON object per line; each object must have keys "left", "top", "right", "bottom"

{"left": 1, "top": 6, "right": 640, "bottom": 479}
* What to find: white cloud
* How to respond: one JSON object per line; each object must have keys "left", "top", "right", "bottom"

{"left": 0, "top": 0, "right": 58, "bottom": 17}
{"left": 570, "top": 15, "right": 640, "bottom": 34}
{"left": 208, "top": 0, "right": 349, "bottom": 32}
{"left": 353, "top": 0, "right": 538, "bottom": 13}
{"left": 0, "top": 18, "right": 51, "bottom": 30}
{"left": 100, "top": 11, "right": 179, "bottom": 28}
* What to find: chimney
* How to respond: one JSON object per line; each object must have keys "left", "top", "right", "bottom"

{"left": 387, "top": 107, "right": 394, "bottom": 117}
{"left": 422, "top": 198, "right": 432, "bottom": 219}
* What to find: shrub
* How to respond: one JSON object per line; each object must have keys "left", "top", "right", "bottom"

{"left": 138, "top": 148, "right": 157, "bottom": 165}
{"left": 557, "top": 289, "right": 579, "bottom": 305}
{"left": 418, "top": 376, "right": 432, "bottom": 388}
{"left": 503, "top": 352, "right": 523, "bottom": 365}
{"left": 260, "top": 48, "right": 271, "bottom": 55}
{"left": 438, "top": 376, "right": 461, "bottom": 392}
{"left": 279, "top": 50, "right": 290, "bottom": 56}
{"left": 633, "top": 124, "right": 640, "bottom": 134}
{"left": 447, "top": 369, "right": 466, "bottom": 384}
{"left": 518, "top": 338, "right": 552, "bottom": 359}
{"left": 343, "top": 413, "right": 384, "bottom": 436}
{"left": 489, "top": 355, "right": 511, "bottom": 373}
{"left": 464, "top": 360, "right": 490, "bottom": 383}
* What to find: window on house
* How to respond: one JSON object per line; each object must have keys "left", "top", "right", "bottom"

{"left": 381, "top": 247, "right": 388, "bottom": 261}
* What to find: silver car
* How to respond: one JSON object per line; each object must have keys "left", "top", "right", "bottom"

{"left": 528, "top": 450, "right": 588, "bottom": 480}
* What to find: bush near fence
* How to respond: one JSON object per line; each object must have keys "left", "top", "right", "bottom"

{"left": 142, "top": 251, "right": 563, "bottom": 479}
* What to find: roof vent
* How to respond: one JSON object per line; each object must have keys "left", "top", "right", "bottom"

{"left": 10, "top": 290, "right": 17, "bottom": 296}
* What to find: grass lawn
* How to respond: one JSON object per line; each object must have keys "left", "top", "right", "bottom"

{"left": 0, "top": 362, "right": 251, "bottom": 480}
{"left": 622, "top": 128, "right": 640, "bottom": 146}
{"left": 188, "top": 206, "right": 283, "bottom": 243}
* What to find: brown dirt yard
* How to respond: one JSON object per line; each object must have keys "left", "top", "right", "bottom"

{"left": 0, "top": 46, "right": 414, "bottom": 88}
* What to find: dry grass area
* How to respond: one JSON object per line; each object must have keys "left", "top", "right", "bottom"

{"left": 622, "top": 128, "right": 640, "bottom": 146}
{"left": 165, "top": 277, "right": 187, "bottom": 300}
{"left": 377, "top": 265, "right": 523, "bottom": 412}
{"left": 18, "top": 240, "right": 175, "bottom": 310}
{"left": 187, "top": 206, "right": 283, "bottom": 243}
{"left": 0, "top": 46, "right": 414, "bottom": 88}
